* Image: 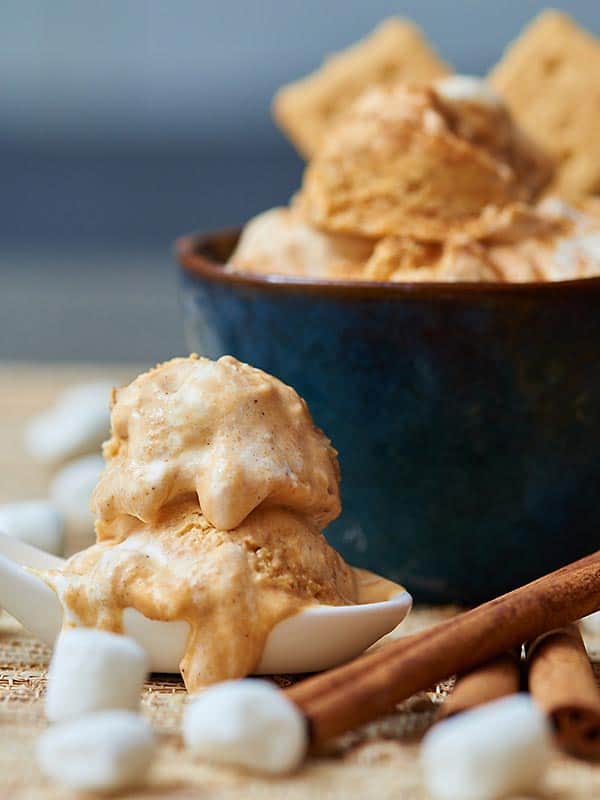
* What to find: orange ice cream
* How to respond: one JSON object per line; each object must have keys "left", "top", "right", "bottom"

{"left": 228, "top": 207, "right": 373, "bottom": 280}
{"left": 296, "top": 82, "right": 552, "bottom": 241}
{"left": 363, "top": 200, "right": 598, "bottom": 283}
{"left": 229, "top": 197, "right": 600, "bottom": 284}
{"left": 230, "top": 77, "right": 600, "bottom": 284}
{"left": 93, "top": 355, "right": 341, "bottom": 533}
{"left": 43, "top": 356, "right": 357, "bottom": 690}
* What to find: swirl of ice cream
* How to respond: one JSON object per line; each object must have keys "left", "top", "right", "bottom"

{"left": 93, "top": 355, "right": 340, "bottom": 534}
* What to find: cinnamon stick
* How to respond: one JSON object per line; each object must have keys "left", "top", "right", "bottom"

{"left": 286, "top": 550, "right": 600, "bottom": 744}
{"left": 527, "top": 624, "right": 600, "bottom": 759}
{"left": 437, "top": 651, "right": 522, "bottom": 720}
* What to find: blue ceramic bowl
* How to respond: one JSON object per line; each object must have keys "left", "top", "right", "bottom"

{"left": 176, "top": 229, "right": 600, "bottom": 604}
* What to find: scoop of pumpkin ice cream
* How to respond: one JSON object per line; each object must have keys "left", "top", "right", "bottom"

{"left": 46, "top": 499, "right": 356, "bottom": 690}
{"left": 433, "top": 76, "right": 553, "bottom": 201}
{"left": 93, "top": 355, "right": 340, "bottom": 534}
{"left": 363, "top": 200, "right": 600, "bottom": 283}
{"left": 43, "top": 356, "right": 359, "bottom": 690}
{"left": 363, "top": 237, "right": 500, "bottom": 282}
{"left": 227, "top": 207, "right": 374, "bottom": 280}
{"left": 297, "top": 81, "right": 553, "bottom": 241}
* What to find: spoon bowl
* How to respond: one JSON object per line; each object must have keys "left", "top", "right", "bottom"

{"left": 0, "top": 532, "right": 412, "bottom": 674}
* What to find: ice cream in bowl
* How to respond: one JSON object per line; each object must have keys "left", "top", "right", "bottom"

{"left": 177, "top": 18, "right": 600, "bottom": 604}
{"left": 230, "top": 79, "right": 598, "bottom": 284}
{"left": 0, "top": 356, "right": 411, "bottom": 688}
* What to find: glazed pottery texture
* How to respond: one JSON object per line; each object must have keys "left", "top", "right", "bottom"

{"left": 177, "top": 230, "right": 600, "bottom": 603}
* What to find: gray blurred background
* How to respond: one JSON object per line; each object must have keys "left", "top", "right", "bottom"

{"left": 2, "top": 0, "right": 598, "bottom": 362}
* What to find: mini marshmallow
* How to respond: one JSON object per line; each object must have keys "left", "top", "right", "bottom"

{"left": 435, "top": 75, "right": 502, "bottom": 106}
{"left": 421, "top": 694, "right": 551, "bottom": 800}
{"left": 45, "top": 628, "right": 148, "bottom": 722}
{"left": 37, "top": 710, "right": 155, "bottom": 792}
{"left": 0, "top": 500, "right": 64, "bottom": 555}
{"left": 49, "top": 455, "right": 104, "bottom": 551}
{"left": 183, "top": 679, "right": 307, "bottom": 774}
{"left": 25, "top": 381, "right": 114, "bottom": 466}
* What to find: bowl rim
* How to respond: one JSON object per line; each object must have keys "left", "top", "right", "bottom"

{"left": 176, "top": 227, "right": 600, "bottom": 300}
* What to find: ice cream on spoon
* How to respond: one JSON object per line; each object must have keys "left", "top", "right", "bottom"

{"left": 40, "top": 355, "right": 363, "bottom": 691}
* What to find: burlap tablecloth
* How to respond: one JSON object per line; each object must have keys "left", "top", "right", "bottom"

{"left": 1, "top": 364, "right": 599, "bottom": 798}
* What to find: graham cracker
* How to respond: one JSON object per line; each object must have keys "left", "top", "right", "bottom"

{"left": 272, "top": 18, "right": 450, "bottom": 158}
{"left": 489, "top": 10, "right": 600, "bottom": 199}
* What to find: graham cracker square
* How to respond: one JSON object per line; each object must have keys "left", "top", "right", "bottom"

{"left": 489, "top": 10, "right": 600, "bottom": 199}
{"left": 272, "top": 18, "right": 450, "bottom": 158}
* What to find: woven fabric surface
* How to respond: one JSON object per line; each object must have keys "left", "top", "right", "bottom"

{"left": 2, "top": 609, "right": 600, "bottom": 799}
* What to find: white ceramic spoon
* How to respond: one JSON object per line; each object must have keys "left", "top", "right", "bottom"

{"left": 0, "top": 532, "right": 412, "bottom": 675}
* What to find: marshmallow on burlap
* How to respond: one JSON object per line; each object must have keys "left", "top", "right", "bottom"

{"left": 183, "top": 679, "right": 307, "bottom": 774}
{"left": 421, "top": 694, "right": 551, "bottom": 800}
{"left": 0, "top": 500, "right": 64, "bottom": 555}
{"left": 37, "top": 710, "right": 155, "bottom": 792}
{"left": 25, "top": 381, "right": 114, "bottom": 466}
{"left": 45, "top": 629, "right": 148, "bottom": 722}
{"left": 49, "top": 454, "right": 104, "bottom": 550}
